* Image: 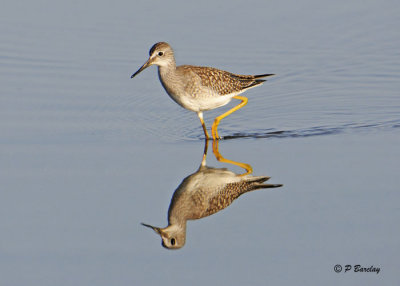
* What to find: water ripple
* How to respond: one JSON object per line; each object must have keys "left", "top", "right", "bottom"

{"left": 218, "top": 119, "right": 400, "bottom": 141}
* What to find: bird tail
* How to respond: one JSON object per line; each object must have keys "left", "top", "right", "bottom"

{"left": 247, "top": 176, "right": 283, "bottom": 189}
{"left": 254, "top": 73, "right": 275, "bottom": 79}
{"left": 252, "top": 74, "right": 275, "bottom": 87}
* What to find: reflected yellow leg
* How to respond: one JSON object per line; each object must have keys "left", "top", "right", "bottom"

{"left": 211, "top": 95, "right": 248, "bottom": 140}
{"left": 197, "top": 111, "right": 210, "bottom": 140}
{"left": 201, "top": 138, "right": 209, "bottom": 167}
{"left": 212, "top": 139, "right": 253, "bottom": 176}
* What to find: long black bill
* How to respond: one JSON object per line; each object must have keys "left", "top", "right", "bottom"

{"left": 141, "top": 222, "right": 162, "bottom": 235}
{"left": 131, "top": 59, "right": 152, "bottom": 78}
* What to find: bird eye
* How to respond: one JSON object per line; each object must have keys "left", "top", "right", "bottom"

{"left": 158, "top": 51, "right": 164, "bottom": 56}
{"left": 170, "top": 238, "right": 176, "bottom": 246}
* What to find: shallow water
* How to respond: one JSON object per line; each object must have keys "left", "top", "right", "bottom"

{"left": 1, "top": 0, "right": 399, "bottom": 285}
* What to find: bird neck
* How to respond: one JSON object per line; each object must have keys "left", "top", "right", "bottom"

{"left": 167, "top": 217, "right": 187, "bottom": 231}
{"left": 168, "top": 204, "right": 190, "bottom": 227}
{"left": 158, "top": 61, "right": 177, "bottom": 78}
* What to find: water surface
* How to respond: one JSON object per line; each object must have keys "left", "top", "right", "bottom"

{"left": 1, "top": 0, "right": 399, "bottom": 285}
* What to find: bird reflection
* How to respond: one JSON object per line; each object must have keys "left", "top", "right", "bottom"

{"left": 142, "top": 140, "right": 282, "bottom": 249}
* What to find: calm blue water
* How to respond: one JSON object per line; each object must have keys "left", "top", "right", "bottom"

{"left": 1, "top": 0, "right": 399, "bottom": 285}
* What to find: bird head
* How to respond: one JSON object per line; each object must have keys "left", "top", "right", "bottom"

{"left": 141, "top": 223, "right": 186, "bottom": 250}
{"left": 131, "top": 42, "right": 175, "bottom": 78}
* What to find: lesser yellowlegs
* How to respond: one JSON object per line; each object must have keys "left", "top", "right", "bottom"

{"left": 141, "top": 140, "right": 282, "bottom": 249}
{"left": 131, "top": 42, "right": 274, "bottom": 140}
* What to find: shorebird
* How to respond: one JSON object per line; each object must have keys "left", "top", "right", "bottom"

{"left": 141, "top": 166, "right": 282, "bottom": 249}
{"left": 141, "top": 140, "right": 282, "bottom": 249}
{"left": 131, "top": 42, "right": 274, "bottom": 140}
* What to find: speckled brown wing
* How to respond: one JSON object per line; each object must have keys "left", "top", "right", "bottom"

{"left": 201, "top": 177, "right": 282, "bottom": 217}
{"left": 180, "top": 65, "right": 272, "bottom": 96}
{"left": 201, "top": 182, "right": 249, "bottom": 217}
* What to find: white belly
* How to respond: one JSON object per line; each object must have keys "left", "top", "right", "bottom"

{"left": 169, "top": 92, "right": 234, "bottom": 112}
{"left": 161, "top": 80, "right": 235, "bottom": 112}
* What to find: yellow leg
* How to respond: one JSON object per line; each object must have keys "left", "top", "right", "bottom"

{"left": 211, "top": 95, "right": 248, "bottom": 140}
{"left": 212, "top": 139, "right": 253, "bottom": 176}
{"left": 201, "top": 138, "right": 209, "bottom": 167}
{"left": 197, "top": 111, "right": 210, "bottom": 140}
